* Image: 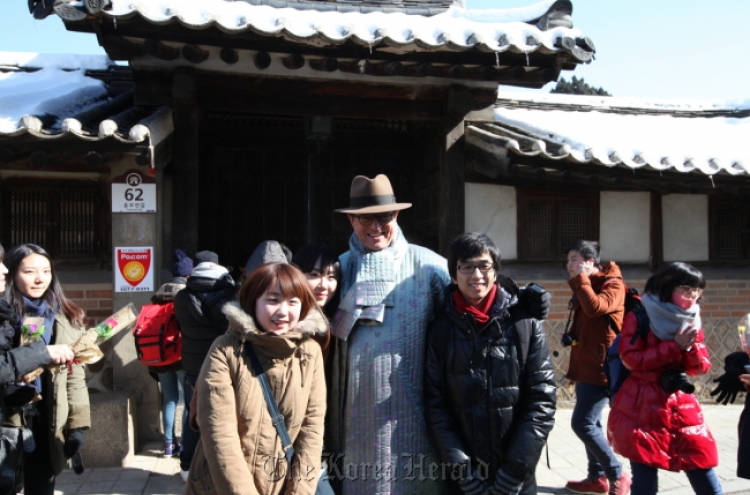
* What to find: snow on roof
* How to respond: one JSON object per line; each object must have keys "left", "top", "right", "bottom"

{"left": 482, "top": 92, "right": 750, "bottom": 176}
{"left": 90, "top": 0, "right": 581, "bottom": 53}
{"left": 0, "top": 52, "right": 171, "bottom": 149}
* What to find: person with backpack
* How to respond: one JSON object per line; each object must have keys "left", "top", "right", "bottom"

{"left": 148, "top": 249, "right": 192, "bottom": 458}
{"left": 424, "top": 233, "right": 556, "bottom": 495}
{"left": 563, "top": 240, "right": 631, "bottom": 495}
{"left": 607, "top": 262, "right": 722, "bottom": 495}
{"left": 173, "top": 258, "right": 238, "bottom": 481}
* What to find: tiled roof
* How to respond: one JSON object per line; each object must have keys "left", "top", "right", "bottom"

{"left": 466, "top": 92, "right": 750, "bottom": 177}
{"left": 52, "top": 0, "right": 591, "bottom": 60}
{"left": 0, "top": 53, "right": 172, "bottom": 167}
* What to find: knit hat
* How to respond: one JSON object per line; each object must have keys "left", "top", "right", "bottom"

{"left": 191, "top": 262, "right": 229, "bottom": 280}
{"left": 245, "top": 241, "right": 288, "bottom": 276}
{"left": 195, "top": 250, "right": 219, "bottom": 265}
{"left": 172, "top": 249, "right": 194, "bottom": 277}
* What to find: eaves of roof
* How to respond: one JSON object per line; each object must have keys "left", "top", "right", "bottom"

{"left": 466, "top": 95, "right": 750, "bottom": 178}
{"left": 53, "top": 0, "right": 593, "bottom": 61}
{"left": 0, "top": 58, "right": 173, "bottom": 169}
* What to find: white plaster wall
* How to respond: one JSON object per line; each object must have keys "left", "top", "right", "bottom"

{"left": 663, "top": 194, "right": 709, "bottom": 261}
{"left": 465, "top": 183, "right": 517, "bottom": 259}
{"left": 600, "top": 191, "right": 651, "bottom": 262}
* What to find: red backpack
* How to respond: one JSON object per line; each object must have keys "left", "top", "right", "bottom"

{"left": 132, "top": 302, "right": 182, "bottom": 372}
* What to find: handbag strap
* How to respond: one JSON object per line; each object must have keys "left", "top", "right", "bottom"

{"left": 244, "top": 343, "right": 295, "bottom": 465}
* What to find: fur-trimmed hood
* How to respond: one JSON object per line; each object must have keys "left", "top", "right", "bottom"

{"left": 222, "top": 301, "right": 328, "bottom": 341}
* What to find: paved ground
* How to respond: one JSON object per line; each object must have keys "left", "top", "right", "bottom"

{"left": 52, "top": 405, "right": 749, "bottom": 495}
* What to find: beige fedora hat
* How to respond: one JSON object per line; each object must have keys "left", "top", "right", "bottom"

{"left": 335, "top": 174, "right": 412, "bottom": 214}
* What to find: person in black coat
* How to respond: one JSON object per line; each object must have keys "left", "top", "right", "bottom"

{"left": 710, "top": 349, "right": 750, "bottom": 480}
{"left": 173, "top": 260, "right": 237, "bottom": 480}
{"left": 425, "top": 233, "right": 556, "bottom": 495}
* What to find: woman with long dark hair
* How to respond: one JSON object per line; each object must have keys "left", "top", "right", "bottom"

{"left": 184, "top": 262, "right": 327, "bottom": 495}
{"left": 4, "top": 244, "right": 89, "bottom": 495}
{"left": 607, "top": 262, "right": 722, "bottom": 495}
{"left": 0, "top": 243, "right": 74, "bottom": 495}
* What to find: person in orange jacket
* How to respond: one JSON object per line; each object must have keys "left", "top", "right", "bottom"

{"left": 563, "top": 240, "right": 630, "bottom": 495}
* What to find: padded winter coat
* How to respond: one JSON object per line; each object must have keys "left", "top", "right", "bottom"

{"left": 174, "top": 274, "right": 237, "bottom": 375}
{"left": 424, "top": 282, "right": 556, "bottom": 495}
{"left": 566, "top": 262, "right": 625, "bottom": 386}
{"left": 184, "top": 302, "right": 327, "bottom": 495}
{"left": 607, "top": 311, "right": 717, "bottom": 471}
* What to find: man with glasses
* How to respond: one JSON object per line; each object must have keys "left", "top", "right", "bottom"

{"left": 327, "top": 174, "right": 450, "bottom": 495}
{"left": 424, "top": 232, "right": 555, "bottom": 495}
{"left": 327, "top": 175, "right": 550, "bottom": 495}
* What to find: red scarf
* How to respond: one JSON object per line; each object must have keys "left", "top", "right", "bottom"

{"left": 452, "top": 284, "right": 498, "bottom": 325}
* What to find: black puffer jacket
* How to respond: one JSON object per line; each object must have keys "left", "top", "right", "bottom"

{"left": 425, "top": 280, "right": 556, "bottom": 495}
{"left": 0, "top": 298, "right": 51, "bottom": 423}
{"left": 174, "top": 274, "right": 237, "bottom": 375}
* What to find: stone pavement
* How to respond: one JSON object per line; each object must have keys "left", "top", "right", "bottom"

{"left": 52, "top": 405, "right": 749, "bottom": 495}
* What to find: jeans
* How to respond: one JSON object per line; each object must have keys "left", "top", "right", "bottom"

{"left": 571, "top": 382, "right": 622, "bottom": 480}
{"left": 631, "top": 462, "right": 723, "bottom": 495}
{"left": 158, "top": 370, "right": 185, "bottom": 444}
{"left": 180, "top": 373, "right": 200, "bottom": 472}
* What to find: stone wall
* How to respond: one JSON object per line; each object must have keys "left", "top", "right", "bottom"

{"left": 527, "top": 278, "right": 750, "bottom": 408}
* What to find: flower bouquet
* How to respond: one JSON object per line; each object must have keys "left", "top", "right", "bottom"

{"left": 56, "top": 303, "right": 138, "bottom": 373}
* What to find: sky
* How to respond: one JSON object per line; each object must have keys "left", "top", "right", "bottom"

{"left": 0, "top": 1, "right": 748, "bottom": 101}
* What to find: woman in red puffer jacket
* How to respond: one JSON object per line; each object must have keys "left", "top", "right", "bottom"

{"left": 607, "top": 262, "right": 722, "bottom": 495}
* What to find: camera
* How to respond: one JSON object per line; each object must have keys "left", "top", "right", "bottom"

{"left": 659, "top": 369, "right": 695, "bottom": 394}
{"left": 561, "top": 334, "right": 575, "bottom": 347}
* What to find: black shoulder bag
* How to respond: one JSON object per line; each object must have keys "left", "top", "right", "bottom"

{"left": 244, "top": 344, "right": 334, "bottom": 495}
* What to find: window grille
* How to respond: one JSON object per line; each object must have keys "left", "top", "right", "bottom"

{"left": 1, "top": 183, "right": 104, "bottom": 260}
{"left": 518, "top": 190, "right": 599, "bottom": 261}
{"left": 710, "top": 198, "right": 749, "bottom": 260}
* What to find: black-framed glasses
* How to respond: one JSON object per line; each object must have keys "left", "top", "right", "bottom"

{"left": 676, "top": 285, "right": 703, "bottom": 297}
{"left": 355, "top": 212, "right": 396, "bottom": 227}
{"left": 457, "top": 263, "right": 495, "bottom": 275}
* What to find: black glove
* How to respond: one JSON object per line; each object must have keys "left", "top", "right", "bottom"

{"left": 63, "top": 428, "right": 88, "bottom": 458}
{"left": 710, "top": 351, "right": 749, "bottom": 405}
{"left": 3, "top": 384, "right": 39, "bottom": 408}
{"left": 519, "top": 283, "right": 551, "bottom": 321}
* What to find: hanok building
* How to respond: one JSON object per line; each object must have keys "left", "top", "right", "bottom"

{"left": 3, "top": 0, "right": 593, "bottom": 458}
{"left": 466, "top": 91, "right": 750, "bottom": 404}
{"left": 4, "top": 0, "right": 747, "bottom": 463}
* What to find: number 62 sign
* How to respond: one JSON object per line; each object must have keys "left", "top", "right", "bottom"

{"left": 111, "top": 169, "right": 157, "bottom": 213}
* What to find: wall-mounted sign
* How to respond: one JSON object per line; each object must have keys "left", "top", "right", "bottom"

{"left": 112, "top": 169, "right": 156, "bottom": 213}
{"left": 115, "top": 247, "right": 154, "bottom": 292}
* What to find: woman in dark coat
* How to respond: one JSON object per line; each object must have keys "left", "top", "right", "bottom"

{"left": 607, "top": 262, "right": 722, "bottom": 495}
{"left": 5, "top": 244, "right": 90, "bottom": 495}
{"left": 0, "top": 243, "right": 75, "bottom": 495}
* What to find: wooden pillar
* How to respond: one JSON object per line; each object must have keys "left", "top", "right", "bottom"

{"left": 650, "top": 192, "right": 663, "bottom": 272}
{"left": 438, "top": 119, "right": 466, "bottom": 256}
{"left": 172, "top": 68, "right": 201, "bottom": 255}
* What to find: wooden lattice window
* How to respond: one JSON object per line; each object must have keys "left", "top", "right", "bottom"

{"left": 710, "top": 197, "right": 750, "bottom": 260}
{"left": 517, "top": 189, "right": 599, "bottom": 260}
{"left": 1, "top": 182, "right": 105, "bottom": 260}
